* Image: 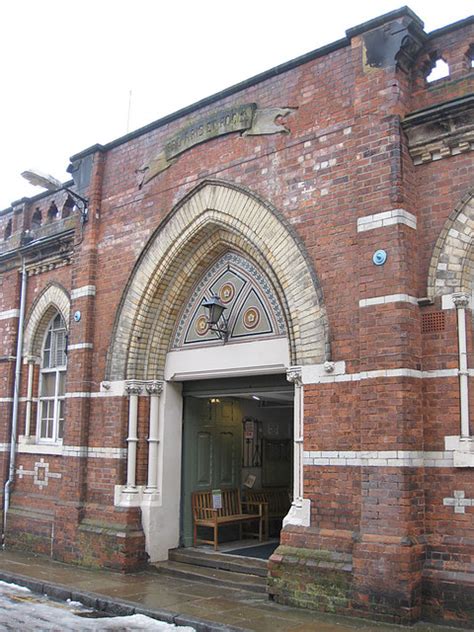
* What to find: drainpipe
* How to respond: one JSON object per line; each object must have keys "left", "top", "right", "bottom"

{"left": 452, "top": 293, "right": 471, "bottom": 438}
{"left": 3, "top": 261, "right": 27, "bottom": 547}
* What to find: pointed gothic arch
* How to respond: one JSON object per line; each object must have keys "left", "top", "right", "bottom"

{"left": 23, "top": 282, "right": 70, "bottom": 358}
{"left": 427, "top": 188, "right": 474, "bottom": 298}
{"left": 106, "top": 180, "right": 329, "bottom": 380}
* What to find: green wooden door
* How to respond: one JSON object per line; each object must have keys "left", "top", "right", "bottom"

{"left": 181, "top": 397, "right": 241, "bottom": 547}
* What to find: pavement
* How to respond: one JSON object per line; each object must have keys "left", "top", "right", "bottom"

{"left": 0, "top": 549, "right": 466, "bottom": 632}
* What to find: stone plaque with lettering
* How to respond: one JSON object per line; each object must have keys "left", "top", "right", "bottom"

{"left": 138, "top": 104, "right": 296, "bottom": 187}
{"left": 165, "top": 104, "right": 256, "bottom": 160}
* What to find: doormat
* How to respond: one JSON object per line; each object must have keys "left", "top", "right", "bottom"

{"left": 226, "top": 542, "right": 279, "bottom": 559}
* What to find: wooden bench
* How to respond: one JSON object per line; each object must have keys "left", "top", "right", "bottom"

{"left": 192, "top": 488, "right": 266, "bottom": 551}
{"left": 245, "top": 488, "right": 291, "bottom": 535}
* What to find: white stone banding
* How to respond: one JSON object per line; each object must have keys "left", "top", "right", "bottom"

{"left": 357, "top": 209, "right": 417, "bottom": 232}
{"left": 70, "top": 285, "right": 96, "bottom": 299}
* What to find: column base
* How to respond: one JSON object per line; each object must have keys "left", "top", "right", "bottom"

{"left": 114, "top": 485, "right": 143, "bottom": 507}
{"left": 282, "top": 498, "right": 311, "bottom": 528}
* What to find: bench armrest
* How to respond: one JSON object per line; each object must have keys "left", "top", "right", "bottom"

{"left": 241, "top": 500, "right": 268, "bottom": 516}
{"left": 194, "top": 507, "right": 219, "bottom": 520}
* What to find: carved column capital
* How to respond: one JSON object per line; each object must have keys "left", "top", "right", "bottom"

{"left": 452, "top": 292, "right": 470, "bottom": 309}
{"left": 146, "top": 380, "right": 164, "bottom": 396}
{"left": 125, "top": 380, "right": 143, "bottom": 396}
{"left": 286, "top": 366, "right": 303, "bottom": 386}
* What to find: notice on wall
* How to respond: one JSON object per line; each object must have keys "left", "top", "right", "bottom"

{"left": 212, "top": 489, "right": 222, "bottom": 510}
{"left": 244, "top": 474, "right": 257, "bottom": 488}
{"left": 244, "top": 420, "right": 255, "bottom": 440}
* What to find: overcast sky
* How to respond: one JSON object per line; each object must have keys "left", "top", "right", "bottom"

{"left": 0, "top": 0, "right": 471, "bottom": 210}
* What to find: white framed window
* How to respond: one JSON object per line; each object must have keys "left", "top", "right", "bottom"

{"left": 37, "top": 313, "right": 67, "bottom": 443}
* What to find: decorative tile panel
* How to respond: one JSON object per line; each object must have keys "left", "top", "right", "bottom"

{"left": 172, "top": 252, "right": 286, "bottom": 348}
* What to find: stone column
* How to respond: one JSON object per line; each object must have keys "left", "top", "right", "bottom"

{"left": 284, "top": 367, "right": 310, "bottom": 528}
{"left": 125, "top": 380, "right": 143, "bottom": 492}
{"left": 145, "top": 380, "right": 163, "bottom": 493}
{"left": 453, "top": 292, "right": 471, "bottom": 438}
{"left": 287, "top": 367, "right": 303, "bottom": 501}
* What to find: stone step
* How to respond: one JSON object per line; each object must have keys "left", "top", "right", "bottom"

{"left": 151, "top": 560, "right": 268, "bottom": 593}
{"left": 168, "top": 547, "right": 268, "bottom": 578}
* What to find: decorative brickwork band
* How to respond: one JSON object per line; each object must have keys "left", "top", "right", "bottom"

{"left": 145, "top": 380, "right": 164, "bottom": 493}
{"left": 124, "top": 380, "right": 143, "bottom": 492}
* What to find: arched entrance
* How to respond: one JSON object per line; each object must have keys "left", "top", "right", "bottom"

{"left": 170, "top": 250, "right": 293, "bottom": 550}
{"left": 107, "top": 180, "right": 328, "bottom": 561}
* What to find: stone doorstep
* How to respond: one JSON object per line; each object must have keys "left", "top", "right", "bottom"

{"left": 152, "top": 560, "right": 267, "bottom": 594}
{"left": 0, "top": 568, "right": 248, "bottom": 632}
{"left": 168, "top": 546, "right": 268, "bottom": 578}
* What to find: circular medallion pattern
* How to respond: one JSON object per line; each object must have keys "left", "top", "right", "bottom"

{"left": 195, "top": 315, "right": 209, "bottom": 336}
{"left": 219, "top": 282, "right": 235, "bottom": 303}
{"left": 243, "top": 306, "right": 260, "bottom": 330}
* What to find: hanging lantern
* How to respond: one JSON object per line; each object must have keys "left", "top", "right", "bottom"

{"left": 202, "top": 294, "right": 229, "bottom": 341}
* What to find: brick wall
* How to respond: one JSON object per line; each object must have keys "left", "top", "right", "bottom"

{"left": 0, "top": 7, "right": 473, "bottom": 625}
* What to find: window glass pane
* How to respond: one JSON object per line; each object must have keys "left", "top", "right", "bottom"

{"left": 40, "top": 417, "right": 48, "bottom": 439}
{"left": 57, "top": 371, "right": 66, "bottom": 396}
{"left": 55, "top": 331, "right": 66, "bottom": 367}
{"left": 40, "top": 401, "right": 54, "bottom": 439}
{"left": 43, "top": 350, "right": 50, "bottom": 368}
{"left": 58, "top": 400, "right": 64, "bottom": 439}
{"left": 44, "top": 331, "right": 51, "bottom": 352}
{"left": 40, "top": 373, "right": 56, "bottom": 397}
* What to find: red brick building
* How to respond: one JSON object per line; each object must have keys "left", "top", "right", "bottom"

{"left": 0, "top": 7, "right": 473, "bottom": 626}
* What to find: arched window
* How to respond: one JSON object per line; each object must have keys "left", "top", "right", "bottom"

{"left": 425, "top": 55, "right": 449, "bottom": 83}
{"left": 37, "top": 312, "right": 67, "bottom": 442}
{"left": 61, "top": 195, "right": 75, "bottom": 219}
{"left": 31, "top": 208, "right": 42, "bottom": 229}
{"left": 4, "top": 219, "right": 12, "bottom": 241}
{"left": 47, "top": 202, "right": 59, "bottom": 222}
{"left": 468, "top": 44, "right": 474, "bottom": 69}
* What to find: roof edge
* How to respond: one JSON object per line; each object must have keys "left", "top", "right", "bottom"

{"left": 1, "top": 181, "right": 75, "bottom": 216}
{"left": 426, "top": 15, "right": 474, "bottom": 40}
{"left": 346, "top": 6, "right": 424, "bottom": 38}
{"left": 69, "top": 36, "right": 348, "bottom": 161}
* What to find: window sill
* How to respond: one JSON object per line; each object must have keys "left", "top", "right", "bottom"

{"left": 17, "top": 437, "right": 63, "bottom": 456}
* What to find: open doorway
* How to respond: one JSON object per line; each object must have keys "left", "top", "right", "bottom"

{"left": 181, "top": 374, "right": 293, "bottom": 559}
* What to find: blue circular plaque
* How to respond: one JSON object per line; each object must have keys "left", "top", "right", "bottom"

{"left": 372, "top": 249, "right": 387, "bottom": 266}
{"left": 74, "top": 310, "right": 81, "bottom": 322}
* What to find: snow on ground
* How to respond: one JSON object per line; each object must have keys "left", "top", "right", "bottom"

{"left": 0, "top": 581, "right": 195, "bottom": 631}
